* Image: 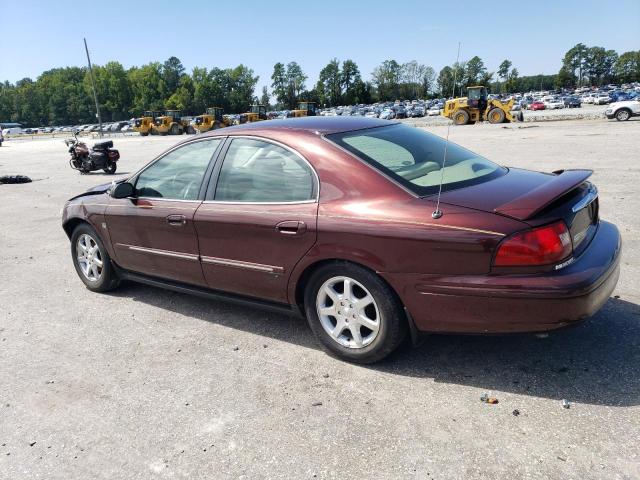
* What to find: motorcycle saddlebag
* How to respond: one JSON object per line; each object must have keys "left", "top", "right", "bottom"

{"left": 93, "top": 140, "right": 113, "bottom": 150}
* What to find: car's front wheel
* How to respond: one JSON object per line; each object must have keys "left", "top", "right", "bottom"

{"left": 71, "top": 223, "right": 120, "bottom": 292}
{"left": 304, "top": 263, "right": 407, "bottom": 363}
{"left": 616, "top": 109, "right": 631, "bottom": 121}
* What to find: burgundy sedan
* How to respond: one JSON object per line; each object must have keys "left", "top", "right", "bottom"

{"left": 62, "top": 117, "right": 621, "bottom": 363}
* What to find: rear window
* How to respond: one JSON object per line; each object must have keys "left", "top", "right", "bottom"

{"left": 327, "top": 124, "right": 506, "bottom": 196}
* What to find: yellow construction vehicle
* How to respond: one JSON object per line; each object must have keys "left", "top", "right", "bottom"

{"left": 238, "top": 104, "right": 267, "bottom": 124}
{"left": 193, "top": 107, "right": 231, "bottom": 133}
{"left": 441, "top": 86, "right": 523, "bottom": 125}
{"left": 288, "top": 101, "right": 317, "bottom": 118}
{"left": 132, "top": 110, "right": 161, "bottom": 136}
{"left": 152, "top": 110, "right": 191, "bottom": 135}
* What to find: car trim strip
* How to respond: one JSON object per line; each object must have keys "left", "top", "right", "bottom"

{"left": 116, "top": 243, "right": 200, "bottom": 261}
{"left": 200, "top": 255, "right": 284, "bottom": 274}
{"left": 116, "top": 243, "right": 284, "bottom": 273}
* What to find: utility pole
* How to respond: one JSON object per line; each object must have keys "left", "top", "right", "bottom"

{"left": 84, "top": 38, "right": 103, "bottom": 137}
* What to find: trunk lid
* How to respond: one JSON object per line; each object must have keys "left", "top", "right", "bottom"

{"left": 437, "top": 168, "right": 599, "bottom": 256}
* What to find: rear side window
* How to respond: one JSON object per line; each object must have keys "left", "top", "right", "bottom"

{"left": 213, "top": 138, "right": 315, "bottom": 202}
{"left": 135, "top": 139, "right": 221, "bottom": 200}
{"left": 327, "top": 124, "right": 506, "bottom": 196}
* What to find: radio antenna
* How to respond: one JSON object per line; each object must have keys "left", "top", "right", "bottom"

{"left": 432, "top": 41, "right": 461, "bottom": 219}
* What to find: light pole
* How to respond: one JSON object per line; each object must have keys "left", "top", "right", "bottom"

{"left": 84, "top": 38, "right": 103, "bottom": 137}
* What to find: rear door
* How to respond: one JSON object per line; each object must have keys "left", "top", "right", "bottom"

{"left": 194, "top": 137, "right": 319, "bottom": 303}
{"left": 105, "top": 138, "right": 223, "bottom": 286}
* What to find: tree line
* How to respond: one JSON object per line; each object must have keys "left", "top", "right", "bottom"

{"left": 1, "top": 45, "right": 638, "bottom": 126}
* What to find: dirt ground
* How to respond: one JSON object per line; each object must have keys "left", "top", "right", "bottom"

{"left": 1, "top": 118, "right": 639, "bottom": 479}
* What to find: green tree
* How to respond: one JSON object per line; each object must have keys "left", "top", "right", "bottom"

{"left": 128, "top": 62, "right": 166, "bottom": 115}
{"left": 371, "top": 60, "right": 402, "bottom": 100}
{"left": 614, "top": 51, "right": 640, "bottom": 83}
{"left": 162, "top": 57, "right": 185, "bottom": 95}
{"left": 584, "top": 47, "right": 618, "bottom": 85}
{"left": 270, "top": 62, "right": 287, "bottom": 108}
{"left": 318, "top": 58, "right": 342, "bottom": 107}
{"left": 341, "top": 59, "right": 361, "bottom": 105}
{"left": 464, "top": 56, "right": 487, "bottom": 87}
{"left": 285, "top": 61, "right": 306, "bottom": 108}
{"left": 562, "top": 43, "right": 588, "bottom": 86}
{"left": 260, "top": 86, "right": 271, "bottom": 108}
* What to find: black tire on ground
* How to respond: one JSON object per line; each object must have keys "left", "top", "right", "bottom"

{"left": 141, "top": 132, "right": 149, "bottom": 137}
{"left": 103, "top": 161, "right": 117, "bottom": 174}
{"left": 453, "top": 109, "right": 470, "bottom": 126}
{"left": 70, "top": 223, "right": 120, "bottom": 293}
{"left": 616, "top": 109, "right": 631, "bottom": 122}
{"left": 487, "top": 108, "right": 506, "bottom": 124}
{"left": 170, "top": 124, "right": 179, "bottom": 135}
{"left": 0, "top": 175, "right": 32, "bottom": 184}
{"left": 304, "top": 262, "right": 407, "bottom": 364}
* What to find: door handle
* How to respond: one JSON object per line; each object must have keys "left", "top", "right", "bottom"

{"left": 166, "top": 214, "right": 187, "bottom": 226}
{"left": 276, "top": 220, "right": 307, "bottom": 235}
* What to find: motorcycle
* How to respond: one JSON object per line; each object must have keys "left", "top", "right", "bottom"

{"left": 65, "top": 130, "right": 120, "bottom": 174}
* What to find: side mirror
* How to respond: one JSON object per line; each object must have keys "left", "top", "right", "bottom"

{"left": 111, "top": 182, "right": 134, "bottom": 199}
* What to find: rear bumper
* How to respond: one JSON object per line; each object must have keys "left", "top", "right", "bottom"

{"left": 383, "top": 221, "right": 621, "bottom": 333}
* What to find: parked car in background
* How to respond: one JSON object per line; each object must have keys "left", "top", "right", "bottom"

{"left": 593, "top": 93, "right": 611, "bottom": 105}
{"left": 544, "top": 97, "right": 564, "bottom": 110}
{"left": 605, "top": 100, "right": 640, "bottom": 121}
{"left": 530, "top": 101, "right": 546, "bottom": 111}
{"left": 581, "top": 93, "right": 595, "bottom": 104}
{"left": 564, "top": 96, "right": 582, "bottom": 108}
{"left": 0, "top": 129, "right": 3, "bottom": 146}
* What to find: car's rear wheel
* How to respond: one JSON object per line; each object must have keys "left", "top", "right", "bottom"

{"left": 616, "top": 109, "right": 631, "bottom": 121}
{"left": 304, "top": 263, "right": 407, "bottom": 364}
{"left": 71, "top": 224, "right": 120, "bottom": 292}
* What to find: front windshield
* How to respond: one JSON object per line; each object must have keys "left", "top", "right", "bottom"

{"left": 327, "top": 124, "right": 506, "bottom": 196}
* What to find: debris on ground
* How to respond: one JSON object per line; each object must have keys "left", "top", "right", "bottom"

{"left": 322, "top": 374, "right": 329, "bottom": 378}
{"left": 562, "top": 399, "right": 571, "bottom": 409}
{"left": 512, "top": 409, "right": 520, "bottom": 416}
{"left": 232, "top": 346, "right": 239, "bottom": 351}
{"left": 480, "top": 394, "right": 498, "bottom": 404}
{"left": 0, "top": 175, "right": 32, "bottom": 184}
{"left": 311, "top": 402, "right": 322, "bottom": 407}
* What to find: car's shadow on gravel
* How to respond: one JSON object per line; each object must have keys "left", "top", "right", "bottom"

{"left": 114, "top": 283, "right": 640, "bottom": 407}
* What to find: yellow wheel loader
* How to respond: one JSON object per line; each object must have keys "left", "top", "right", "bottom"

{"left": 193, "top": 107, "right": 231, "bottom": 133}
{"left": 441, "top": 86, "right": 524, "bottom": 125}
{"left": 152, "top": 110, "right": 192, "bottom": 135}
{"left": 132, "top": 110, "right": 161, "bottom": 136}
{"left": 288, "top": 101, "right": 318, "bottom": 118}
{"left": 238, "top": 104, "right": 267, "bottom": 124}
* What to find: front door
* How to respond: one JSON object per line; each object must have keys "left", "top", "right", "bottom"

{"left": 105, "top": 138, "right": 223, "bottom": 286}
{"left": 194, "top": 137, "right": 319, "bottom": 303}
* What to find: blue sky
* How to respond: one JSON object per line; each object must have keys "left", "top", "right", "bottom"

{"left": 2, "top": 0, "right": 639, "bottom": 93}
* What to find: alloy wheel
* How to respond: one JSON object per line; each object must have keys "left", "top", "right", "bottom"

{"left": 76, "top": 233, "right": 103, "bottom": 282}
{"left": 316, "top": 276, "right": 381, "bottom": 349}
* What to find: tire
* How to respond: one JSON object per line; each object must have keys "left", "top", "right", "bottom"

{"left": 141, "top": 131, "right": 149, "bottom": 137}
{"left": 103, "top": 161, "right": 117, "bottom": 174}
{"left": 70, "top": 223, "right": 120, "bottom": 292}
{"left": 487, "top": 108, "right": 505, "bottom": 124}
{"left": 616, "top": 109, "right": 631, "bottom": 122}
{"left": 170, "top": 124, "right": 179, "bottom": 135}
{"left": 453, "top": 109, "right": 469, "bottom": 125}
{"left": 304, "top": 262, "right": 407, "bottom": 364}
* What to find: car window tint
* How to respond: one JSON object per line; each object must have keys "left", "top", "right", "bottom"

{"left": 328, "top": 124, "right": 505, "bottom": 196}
{"left": 214, "top": 138, "right": 314, "bottom": 202}
{"left": 135, "top": 139, "right": 220, "bottom": 200}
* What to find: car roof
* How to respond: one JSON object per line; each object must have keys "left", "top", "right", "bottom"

{"left": 206, "top": 116, "right": 398, "bottom": 136}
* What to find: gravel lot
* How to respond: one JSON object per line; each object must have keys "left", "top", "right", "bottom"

{"left": 1, "top": 118, "right": 639, "bottom": 479}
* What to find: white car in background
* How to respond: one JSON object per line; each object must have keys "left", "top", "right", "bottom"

{"left": 544, "top": 97, "right": 564, "bottom": 109}
{"left": 593, "top": 93, "right": 611, "bottom": 105}
{"left": 427, "top": 106, "right": 441, "bottom": 116}
{"left": 605, "top": 100, "right": 640, "bottom": 121}
{"left": 582, "top": 93, "right": 595, "bottom": 104}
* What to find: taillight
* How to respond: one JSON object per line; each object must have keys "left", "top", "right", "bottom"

{"left": 494, "top": 220, "right": 572, "bottom": 266}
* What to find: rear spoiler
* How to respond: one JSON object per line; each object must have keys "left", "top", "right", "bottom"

{"left": 494, "top": 169, "right": 593, "bottom": 221}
